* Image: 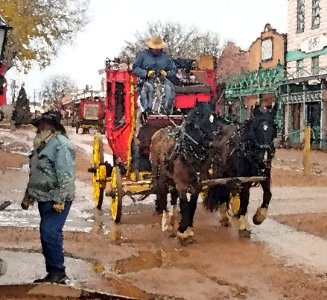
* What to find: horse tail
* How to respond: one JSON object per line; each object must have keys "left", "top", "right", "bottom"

{"left": 203, "top": 185, "right": 230, "bottom": 212}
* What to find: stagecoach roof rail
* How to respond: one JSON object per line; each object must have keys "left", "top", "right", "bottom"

{"left": 105, "top": 57, "right": 133, "bottom": 71}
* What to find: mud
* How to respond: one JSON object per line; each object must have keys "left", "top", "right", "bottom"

{"left": 274, "top": 213, "right": 327, "bottom": 239}
{"left": 1, "top": 127, "right": 327, "bottom": 299}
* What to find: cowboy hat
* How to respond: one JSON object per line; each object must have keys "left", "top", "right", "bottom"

{"left": 146, "top": 36, "right": 165, "bottom": 49}
{"left": 32, "top": 111, "right": 66, "bottom": 134}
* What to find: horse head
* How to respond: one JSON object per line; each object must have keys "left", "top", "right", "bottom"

{"left": 243, "top": 108, "right": 277, "bottom": 170}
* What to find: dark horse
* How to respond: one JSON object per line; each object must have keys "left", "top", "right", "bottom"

{"left": 150, "top": 104, "right": 215, "bottom": 240}
{"left": 204, "top": 107, "right": 277, "bottom": 237}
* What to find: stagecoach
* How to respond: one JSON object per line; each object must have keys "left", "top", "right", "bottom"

{"left": 88, "top": 55, "right": 272, "bottom": 239}
{"left": 75, "top": 94, "right": 106, "bottom": 134}
{"left": 89, "top": 56, "right": 221, "bottom": 223}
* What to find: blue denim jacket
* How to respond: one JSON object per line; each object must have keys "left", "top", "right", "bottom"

{"left": 132, "top": 49, "right": 176, "bottom": 80}
{"left": 27, "top": 134, "right": 75, "bottom": 203}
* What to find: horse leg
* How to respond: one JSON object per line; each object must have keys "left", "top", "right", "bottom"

{"left": 177, "top": 192, "right": 191, "bottom": 239}
{"left": 217, "top": 186, "right": 231, "bottom": 227}
{"left": 167, "top": 188, "right": 178, "bottom": 230}
{"left": 238, "top": 184, "right": 251, "bottom": 238}
{"left": 185, "top": 186, "right": 200, "bottom": 237}
{"left": 154, "top": 176, "right": 171, "bottom": 232}
{"left": 253, "top": 174, "right": 272, "bottom": 225}
{"left": 218, "top": 201, "right": 231, "bottom": 227}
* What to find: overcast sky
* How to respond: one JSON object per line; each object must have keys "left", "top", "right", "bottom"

{"left": 6, "top": 0, "right": 288, "bottom": 101}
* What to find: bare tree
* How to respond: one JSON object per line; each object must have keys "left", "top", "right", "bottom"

{"left": 41, "top": 74, "right": 77, "bottom": 103}
{"left": 121, "top": 21, "right": 223, "bottom": 59}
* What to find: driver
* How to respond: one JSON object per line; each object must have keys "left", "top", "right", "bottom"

{"left": 132, "top": 36, "right": 176, "bottom": 114}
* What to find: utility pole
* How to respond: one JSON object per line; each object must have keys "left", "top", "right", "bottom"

{"left": 10, "top": 79, "right": 16, "bottom": 105}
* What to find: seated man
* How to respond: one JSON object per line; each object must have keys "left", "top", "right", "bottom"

{"left": 132, "top": 36, "right": 176, "bottom": 114}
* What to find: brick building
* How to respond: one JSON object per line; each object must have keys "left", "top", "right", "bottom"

{"left": 279, "top": 0, "right": 327, "bottom": 149}
{"left": 219, "top": 24, "right": 286, "bottom": 122}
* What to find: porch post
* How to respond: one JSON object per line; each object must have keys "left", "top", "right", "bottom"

{"left": 321, "top": 80, "right": 326, "bottom": 150}
{"left": 301, "top": 83, "right": 307, "bottom": 143}
{"left": 285, "top": 84, "right": 290, "bottom": 139}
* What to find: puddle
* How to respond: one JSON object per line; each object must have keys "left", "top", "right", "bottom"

{"left": 253, "top": 219, "right": 327, "bottom": 274}
{"left": 113, "top": 249, "right": 190, "bottom": 274}
{"left": 114, "top": 251, "right": 161, "bottom": 274}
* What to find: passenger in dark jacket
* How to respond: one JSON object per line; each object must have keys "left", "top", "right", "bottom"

{"left": 132, "top": 36, "right": 176, "bottom": 113}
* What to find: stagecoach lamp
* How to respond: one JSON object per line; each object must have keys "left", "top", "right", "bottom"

{"left": 0, "top": 16, "right": 11, "bottom": 61}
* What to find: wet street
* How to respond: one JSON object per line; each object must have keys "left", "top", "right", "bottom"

{"left": 1, "top": 127, "right": 327, "bottom": 299}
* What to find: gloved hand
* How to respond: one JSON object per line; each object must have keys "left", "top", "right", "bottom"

{"left": 53, "top": 202, "right": 65, "bottom": 213}
{"left": 147, "top": 70, "right": 156, "bottom": 78}
{"left": 21, "top": 194, "right": 33, "bottom": 210}
{"left": 160, "top": 70, "right": 167, "bottom": 77}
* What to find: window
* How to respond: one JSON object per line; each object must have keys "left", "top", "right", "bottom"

{"left": 311, "top": 56, "right": 319, "bottom": 75}
{"left": 114, "top": 82, "right": 125, "bottom": 128}
{"left": 107, "top": 82, "right": 112, "bottom": 110}
{"left": 261, "top": 38, "right": 273, "bottom": 61}
{"left": 291, "top": 104, "right": 301, "bottom": 131}
{"left": 297, "top": 0, "right": 305, "bottom": 32}
{"left": 312, "top": 0, "right": 320, "bottom": 29}
{"left": 296, "top": 60, "right": 304, "bottom": 77}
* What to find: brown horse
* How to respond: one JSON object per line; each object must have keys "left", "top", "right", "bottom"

{"left": 150, "top": 126, "right": 178, "bottom": 232}
{"left": 150, "top": 121, "right": 204, "bottom": 240}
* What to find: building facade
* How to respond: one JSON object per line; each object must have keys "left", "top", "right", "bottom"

{"left": 220, "top": 24, "right": 286, "bottom": 122}
{"left": 280, "top": 0, "right": 327, "bottom": 149}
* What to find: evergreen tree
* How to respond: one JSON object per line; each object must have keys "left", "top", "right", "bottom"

{"left": 12, "top": 85, "right": 31, "bottom": 126}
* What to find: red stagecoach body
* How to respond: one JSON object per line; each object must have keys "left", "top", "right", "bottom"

{"left": 104, "top": 56, "right": 218, "bottom": 167}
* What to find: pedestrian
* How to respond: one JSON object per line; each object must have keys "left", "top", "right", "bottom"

{"left": 21, "top": 111, "right": 75, "bottom": 284}
{"left": 132, "top": 35, "right": 176, "bottom": 114}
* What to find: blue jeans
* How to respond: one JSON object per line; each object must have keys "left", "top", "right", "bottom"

{"left": 38, "top": 201, "right": 72, "bottom": 275}
{"left": 140, "top": 79, "right": 175, "bottom": 110}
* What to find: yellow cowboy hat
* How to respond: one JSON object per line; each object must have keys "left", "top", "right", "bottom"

{"left": 146, "top": 36, "right": 166, "bottom": 49}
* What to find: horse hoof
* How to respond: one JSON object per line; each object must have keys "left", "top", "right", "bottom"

{"left": 185, "top": 227, "right": 194, "bottom": 237}
{"left": 177, "top": 235, "right": 194, "bottom": 246}
{"left": 219, "top": 218, "right": 231, "bottom": 227}
{"left": 253, "top": 208, "right": 268, "bottom": 225}
{"left": 239, "top": 229, "right": 251, "bottom": 238}
{"left": 177, "top": 230, "right": 189, "bottom": 239}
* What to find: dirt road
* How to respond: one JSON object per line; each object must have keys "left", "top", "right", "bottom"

{"left": 0, "top": 127, "right": 327, "bottom": 299}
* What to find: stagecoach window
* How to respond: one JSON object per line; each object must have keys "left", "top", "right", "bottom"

{"left": 297, "top": 0, "right": 305, "bottom": 32}
{"left": 107, "top": 82, "right": 112, "bottom": 110}
{"left": 114, "top": 82, "right": 125, "bottom": 128}
{"left": 312, "top": 0, "right": 320, "bottom": 29}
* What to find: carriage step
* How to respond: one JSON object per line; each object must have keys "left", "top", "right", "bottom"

{"left": 87, "top": 167, "right": 96, "bottom": 174}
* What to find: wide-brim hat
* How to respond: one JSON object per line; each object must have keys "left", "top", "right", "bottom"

{"left": 146, "top": 36, "right": 165, "bottom": 49}
{"left": 32, "top": 111, "right": 66, "bottom": 134}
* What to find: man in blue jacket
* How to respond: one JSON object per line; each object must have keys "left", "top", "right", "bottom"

{"left": 21, "top": 111, "right": 75, "bottom": 284}
{"left": 132, "top": 36, "right": 176, "bottom": 114}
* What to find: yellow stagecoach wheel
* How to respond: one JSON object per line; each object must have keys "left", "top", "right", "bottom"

{"left": 110, "top": 166, "right": 123, "bottom": 223}
{"left": 92, "top": 135, "right": 105, "bottom": 209}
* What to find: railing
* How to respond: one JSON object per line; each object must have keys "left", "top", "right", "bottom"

{"left": 222, "top": 64, "right": 327, "bottom": 100}
{"left": 222, "top": 63, "right": 284, "bottom": 98}
{"left": 284, "top": 66, "right": 327, "bottom": 80}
